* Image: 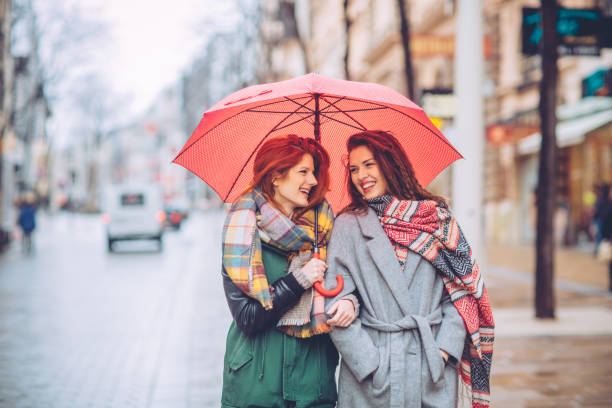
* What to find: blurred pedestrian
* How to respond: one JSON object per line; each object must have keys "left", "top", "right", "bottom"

{"left": 599, "top": 186, "right": 612, "bottom": 291}
{"left": 324, "top": 131, "right": 494, "bottom": 408}
{"left": 593, "top": 183, "right": 610, "bottom": 254}
{"left": 17, "top": 191, "right": 38, "bottom": 254}
{"left": 220, "top": 135, "right": 356, "bottom": 408}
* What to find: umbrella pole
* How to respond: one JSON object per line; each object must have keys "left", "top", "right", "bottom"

{"left": 314, "top": 207, "right": 319, "bottom": 255}
{"left": 314, "top": 93, "right": 321, "bottom": 142}
{"left": 313, "top": 92, "right": 321, "bottom": 252}
{"left": 311, "top": 95, "right": 344, "bottom": 297}
{"left": 313, "top": 92, "right": 321, "bottom": 250}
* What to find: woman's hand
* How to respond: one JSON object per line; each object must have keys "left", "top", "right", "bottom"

{"left": 440, "top": 349, "right": 449, "bottom": 364}
{"left": 300, "top": 258, "right": 327, "bottom": 285}
{"left": 327, "top": 299, "right": 356, "bottom": 327}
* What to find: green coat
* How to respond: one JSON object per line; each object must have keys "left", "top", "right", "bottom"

{"left": 221, "top": 244, "right": 339, "bottom": 408}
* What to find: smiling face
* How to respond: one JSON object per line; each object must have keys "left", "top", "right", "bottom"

{"left": 348, "top": 145, "right": 389, "bottom": 200}
{"left": 272, "top": 153, "right": 318, "bottom": 217}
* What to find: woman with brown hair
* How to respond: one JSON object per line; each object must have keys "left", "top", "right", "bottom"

{"left": 324, "top": 130, "right": 494, "bottom": 407}
{"left": 221, "top": 134, "right": 356, "bottom": 408}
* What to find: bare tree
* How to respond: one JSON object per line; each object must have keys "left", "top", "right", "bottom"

{"left": 342, "top": 0, "right": 351, "bottom": 80}
{"left": 257, "top": 0, "right": 307, "bottom": 82}
{"left": 0, "top": 0, "right": 12, "bottom": 137}
{"left": 288, "top": 0, "right": 310, "bottom": 73}
{"left": 71, "top": 74, "right": 123, "bottom": 210}
{"left": 397, "top": 0, "right": 415, "bottom": 100}
{"left": 32, "top": 0, "right": 109, "bottom": 104}
{"left": 0, "top": 0, "right": 13, "bottom": 250}
{"left": 28, "top": 0, "right": 117, "bottom": 210}
{"left": 535, "top": 0, "right": 558, "bottom": 318}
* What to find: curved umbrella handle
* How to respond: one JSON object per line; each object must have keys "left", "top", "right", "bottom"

{"left": 314, "top": 276, "right": 344, "bottom": 297}
{"left": 311, "top": 252, "right": 344, "bottom": 297}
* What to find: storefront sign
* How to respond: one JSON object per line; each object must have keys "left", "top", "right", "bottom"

{"left": 602, "top": 17, "right": 612, "bottom": 48}
{"left": 486, "top": 124, "right": 539, "bottom": 145}
{"left": 421, "top": 89, "right": 455, "bottom": 118}
{"left": 522, "top": 7, "right": 602, "bottom": 56}
{"left": 411, "top": 35, "right": 492, "bottom": 58}
{"left": 582, "top": 68, "right": 612, "bottom": 97}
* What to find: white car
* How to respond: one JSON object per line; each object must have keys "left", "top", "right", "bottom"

{"left": 102, "top": 184, "right": 165, "bottom": 252}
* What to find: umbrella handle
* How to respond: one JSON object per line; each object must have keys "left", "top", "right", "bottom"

{"left": 314, "top": 276, "right": 344, "bottom": 297}
{"left": 311, "top": 252, "right": 344, "bottom": 297}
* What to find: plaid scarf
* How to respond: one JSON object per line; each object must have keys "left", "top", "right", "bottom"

{"left": 369, "top": 196, "right": 494, "bottom": 408}
{"left": 222, "top": 188, "right": 334, "bottom": 338}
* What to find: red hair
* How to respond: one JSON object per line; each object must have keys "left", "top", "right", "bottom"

{"left": 250, "top": 134, "right": 330, "bottom": 217}
{"left": 342, "top": 130, "right": 447, "bottom": 214}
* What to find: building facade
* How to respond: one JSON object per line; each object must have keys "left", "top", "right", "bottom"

{"left": 294, "top": 0, "right": 612, "bottom": 245}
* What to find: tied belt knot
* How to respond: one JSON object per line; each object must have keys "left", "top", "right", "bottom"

{"left": 360, "top": 307, "right": 444, "bottom": 408}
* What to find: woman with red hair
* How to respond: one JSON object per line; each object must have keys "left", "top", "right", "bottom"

{"left": 324, "top": 130, "right": 494, "bottom": 408}
{"left": 221, "top": 134, "right": 356, "bottom": 408}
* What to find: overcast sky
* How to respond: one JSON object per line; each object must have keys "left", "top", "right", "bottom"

{"left": 33, "top": 0, "right": 243, "bottom": 148}
{"left": 93, "top": 0, "right": 241, "bottom": 115}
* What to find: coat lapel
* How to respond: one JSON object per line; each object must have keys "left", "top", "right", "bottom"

{"left": 357, "top": 208, "right": 413, "bottom": 316}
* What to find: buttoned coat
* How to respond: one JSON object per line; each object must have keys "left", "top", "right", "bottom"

{"left": 324, "top": 208, "right": 467, "bottom": 408}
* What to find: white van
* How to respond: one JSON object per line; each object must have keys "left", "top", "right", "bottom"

{"left": 102, "top": 184, "right": 165, "bottom": 252}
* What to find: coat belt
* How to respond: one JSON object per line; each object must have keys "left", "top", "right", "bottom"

{"left": 360, "top": 308, "right": 443, "bottom": 408}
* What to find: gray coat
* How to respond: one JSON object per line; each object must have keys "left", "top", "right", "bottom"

{"left": 324, "top": 209, "right": 466, "bottom": 408}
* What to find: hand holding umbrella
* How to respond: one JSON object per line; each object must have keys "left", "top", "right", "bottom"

{"left": 312, "top": 207, "right": 343, "bottom": 297}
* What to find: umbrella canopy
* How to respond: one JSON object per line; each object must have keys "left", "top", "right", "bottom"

{"left": 173, "top": 73, "right": 462, "bottom": 211}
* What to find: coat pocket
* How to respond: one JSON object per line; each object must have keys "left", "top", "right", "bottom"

{"left": 371, "top": 344, "right": 390, "bottom": 392}
{"left": 222, "top": 328, "right": 256, "bottom": 408}
{"left": 228, "top": 335, "right": 253, "bottom": 373}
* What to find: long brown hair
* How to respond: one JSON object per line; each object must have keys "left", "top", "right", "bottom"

{"left": 249, "top": 134, "right": 330, "bottom": 217}
{"left": 342, "top": 130, "right": 447, "bottom": 214}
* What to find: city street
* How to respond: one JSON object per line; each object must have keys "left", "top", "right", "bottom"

{"left": 2, "top": 210, "right": 612, "bottom": 407}
{"left": 2, "top": 0, "right": 612, "bottom": 407}
{"left": 0, "top": 210, "right": 231, "bottom": 408}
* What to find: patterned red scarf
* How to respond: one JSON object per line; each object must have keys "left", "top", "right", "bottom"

{"left": 371, "top": 196, "right": 494, "bottom": 408}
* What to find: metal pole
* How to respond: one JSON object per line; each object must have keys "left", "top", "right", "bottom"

{"left": 452, "top": 0, "right": 485, "bottom": 263}
{"left": 535, "top": 0, "right": 558, "bottom": 318}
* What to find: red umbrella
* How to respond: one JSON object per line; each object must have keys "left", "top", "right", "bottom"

{"left": 173, "top": 73, "right": 461, "bottom": 212}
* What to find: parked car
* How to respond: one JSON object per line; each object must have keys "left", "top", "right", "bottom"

{"left": 163, "top": 198, "right": 190, "bottom": 230}
{"left": 102, "top": 184, "right": 165, "bottom": 252}
{"left": 164, "top": 208, "right": 184, "bottom": 230}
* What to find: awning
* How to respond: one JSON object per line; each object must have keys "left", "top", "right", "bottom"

{"left": 518, "top": 105, "right": 612, "bottom": 155}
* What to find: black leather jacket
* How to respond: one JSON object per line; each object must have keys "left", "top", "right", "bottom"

{"left": 222, "top": 264, "right": 305, "bottom": 336}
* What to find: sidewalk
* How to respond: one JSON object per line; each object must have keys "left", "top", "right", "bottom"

{"left": 485, "top": 244, "right": 612, "bottom": 407}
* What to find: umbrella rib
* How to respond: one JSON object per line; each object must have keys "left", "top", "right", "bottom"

{"left": 320, "top": 106, "right": 387, "bottom": 113}
{"left": 316, "top": 94, "right": 459, "bottom": 153}
{"left": 317, "top": 96, "right": 386, "bottom": 114}
{"left": 243, "top": 95, "right": 316, "bottom": 114}
{"left": 318, "top": 95, "right": 410, "bottom": 112}
{"left": 271, "top": 114, "right": 318, "bottom": 132}
{"left": 281, "top": 95, "right": 316, "bottom": 114}
{"left": 280, "top": 94, "right": 371, "bottom": 131}
{"left": 320, "top": 95, "right": 368, "bottom": 131}
{"left": 242, "top": 95, "right": 314, "bottom": 111}
{"left": 384, "top": 104, "right": 460, "bottom": 153}
{"left": 246, "top": 109, "right": 314, "bottom": 114}
{"left": 173, "top": 96, "right": 313, "bottom": 164}
{"left": 318, "top": 96, "right": 348, "bottom": 113}
{"left": 223, "top": 99, "right": 314, "bottom": 201}
{"left": 318, "top": 112, "right": 368, "bottom": 131}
